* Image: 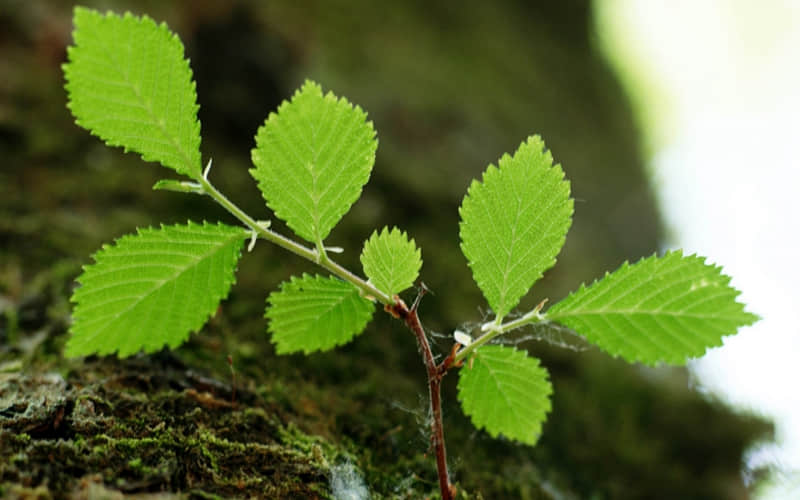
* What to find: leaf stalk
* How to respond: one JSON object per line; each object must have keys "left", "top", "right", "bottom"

{"left": 197, "top": 176, "right": 393, "bottom": 305}
{"left": 454, "top": 306, "right": 547, "bottom": 364}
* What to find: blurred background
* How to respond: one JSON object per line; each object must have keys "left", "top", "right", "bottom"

{"left": 0, "top": 0, "right": 795, "bottom": 498}
{"left": 597, "top": 2, "right": 800, "bottom": 498}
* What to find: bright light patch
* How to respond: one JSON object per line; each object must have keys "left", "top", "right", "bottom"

{"left": 595, "top": 1, "right": 800, "bottom": 496}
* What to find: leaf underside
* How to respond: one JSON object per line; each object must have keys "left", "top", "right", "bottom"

{"left": 459, "top": 135, "right": 573, "bottom": 320}
{"left": 63, "top": 7, "right": 202, "bottom": 177}
{"left": 360, "top": 226, "right": 422, "bottom": 297}
{"left": 458, "top": 345, "right": 552, "bottom": 445}
{"left": 67, "top": 222, "right": 247, "bottom": 358}
{"left": 250, "top": 80, "right": 378, "bottom": 244}
{"left": 266, "top": 274, "right": 375, "bottom": 355}
{"left": 546, "top": 251, "right": 759, "bottom": 365}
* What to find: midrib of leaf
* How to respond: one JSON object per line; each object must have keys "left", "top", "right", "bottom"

{"left": 549, "top": 260, "right": 730, "bottom": 319}
{"left": 306, "top": 95, "right": 336, "bottom": 241}
{"left": 469, "top": 176, "right": 510, "bottom": 310}
{"left": 495, "top": 176, "right": 562, "bottom": 317}
{"left": 94, "top": 20, "right": 197, "bottom": 177}
{"left": 552, "top": 308, "right": 734, "bottom": 319}
{"left": 506, "top": 188, "right": 563, "bottom": 276}
{"left": 283, "top": 98, "right": 327, "bottom": 243}
{"left": 480, "top": 355, "right": 523, "bottom": 422}
{"left": 308, "top": 100, "right": 360, "bottom": 243}
{"left": 547, "top": 279, "right": 733, "bottom": 345}
{"left": 272, "top": 119, "right": 315, "bottom": 232}
{"left": 308, "top": 102, "right": 323, "bottom": 241}
{"left": 497, "top": 189, "right": 523, "bottom": 317}
{"left": 378, "top": 245, "right": 401, "bottom": 290}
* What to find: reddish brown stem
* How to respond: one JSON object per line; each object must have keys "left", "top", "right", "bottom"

{"left": 387, "top": 298, "right": 455, "bottom": 500}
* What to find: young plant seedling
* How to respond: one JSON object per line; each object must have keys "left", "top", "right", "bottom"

{"left": 62, "top": 7, "right": 758, "bottom": 499}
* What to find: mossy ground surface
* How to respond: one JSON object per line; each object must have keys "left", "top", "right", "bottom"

{"left": 1, "top": 359, "right": 336, "bottom": 498}
{"left": 1, "top": 1, "right": 773, "bottom": 499}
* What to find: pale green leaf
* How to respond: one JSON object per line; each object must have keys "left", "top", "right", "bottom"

{"left": 266, "top": 274, "right": 374, "bottom": 354}
{"left": 546, "top": 251, "right": 759, "bottom": 365}
{"left": 459, "top": 136, "right": 573, "bottom": 320}
{"left": 457, "top": 345, "right": 552, "bottom": 445}
{"left": 66, "top": 222, "right": 247, "bottom": 358}
{"left": 63, "top": 7, "right": 202, "bottom": 177}
{"left": 250, "top": 80, "right": 377, "bottom": 244}
{"left": 360, "top": 226, "right": 422, "bottom": 297}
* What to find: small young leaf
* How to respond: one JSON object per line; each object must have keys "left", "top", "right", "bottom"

{"left": 360, "top": 227, "right": 422, "bottom": 297}
{"left": 459, "top": 136, "right": 573, "bottom": 320}
{"left": 250, "top": 81, "right": 378, "bottom": 245}
{"left": 63, "top": 7, "right": 202, "bottom": 178}
{"left": 66, "top": 222, "right": 247, "bottom": 358}
{"left": 546, "top": 251, "right": 759, "bottom": 365}
{"left": 266, "top": 274, "right": 374, "bottom": 354}
{"left": 457, "top": 345, "right": 552, "bottom": 445}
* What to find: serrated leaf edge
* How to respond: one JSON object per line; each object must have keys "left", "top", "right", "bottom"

{"left": 266, "top": 273, "right": 375, "bottom": 355}
{"left": 457, "top": 345, "right": 553, "bottom": 445}
{"left": 249, "top": 80, "right": 377, "bottom": 244}
{"left": 64, "top": 7, "right": 202, "bottom": 177}
{"left": 459, "top": 135, "right": 573, "bottom": 319}
{"left": 360, "top": 226, "right": 422, "bottom": 297}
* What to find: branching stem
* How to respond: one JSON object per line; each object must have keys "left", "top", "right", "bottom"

{"left": 388, "top": 297, "right": 455, "bottom": 500}
{"left": 199, "top": 174, "right": 456, "bottom": 499}
{"left": 454, "top": 301, "right": 548, "bottom": 365}
{"left": 197, "top": 176, "right": 392, "bottom": 305}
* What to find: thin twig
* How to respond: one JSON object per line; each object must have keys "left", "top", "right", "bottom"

{"left": 388, "top": 294, "right": 455, "bottom": 500}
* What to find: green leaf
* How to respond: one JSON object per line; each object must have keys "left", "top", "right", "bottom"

{"left": 546, "top": 251, "right": 759, "bottom": 365}
{"left": 457, "top": 345, "right": 552, "bottom": 445}
{"left": 63, "top": 7, "right": 202, "bottom": 178}
{"left": 360, "top": 226, "right": 422, "bottom": 297}
{"left": 250, "top": 80, "right": 378, "bottom": 245}
{"left": 266, "top": 274, "right": 374, "bottom": 354}
{"left": 459, "top": 136, "right": 573, "bottom": 320}
{"left": 66, "top": 222, "right": 247, "bottom": 358}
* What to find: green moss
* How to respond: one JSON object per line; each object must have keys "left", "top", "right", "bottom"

{"left": 11, "top": 433, "right": 31, "bottom": 444}
{"left": 0, "top": 366, "right": 348, "bottom": 498}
